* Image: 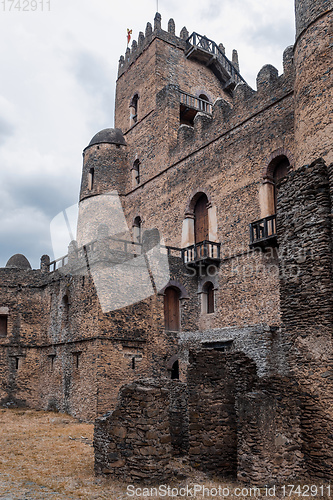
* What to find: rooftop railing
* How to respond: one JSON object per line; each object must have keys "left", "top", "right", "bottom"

{"left": 186, "top": 32, "right": 246, "bottom": 86}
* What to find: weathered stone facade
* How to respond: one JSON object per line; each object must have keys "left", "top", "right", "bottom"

{"left": 1, "top": 0, "right": 333, "bottom": 485}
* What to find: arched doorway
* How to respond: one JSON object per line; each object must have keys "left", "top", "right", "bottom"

{"left": 194, "top": 194, "right": 209, "bottom": 244}
{"left": 164, "top": 287, "right": 180, "bottom": 332}
{"left": 272, "top": 157, "right": 290, "bottom": 213}
{"left": 171, "top": 360, "right": 179, "bottom": 380}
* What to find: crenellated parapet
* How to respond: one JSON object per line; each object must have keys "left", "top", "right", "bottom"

{"left": 118, "top": 13, "right": 188, "bottom": 78}
{"left": 117, "top": 13, "right": 241, "bottom": 81}
{"left": 172, "top": 45, "right": 295, "bottom": 156}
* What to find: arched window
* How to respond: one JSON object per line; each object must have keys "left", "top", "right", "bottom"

{"left": 194, "top": 194, "right": 209, "bottom": 244}
{"left": 0, "top": 315, "right": 8, "bottom": 337}
{"left": 198, "top": 94, "right": 210, "bottom": 112}
{"left": 171, "top": 360, "right": 179, "bottom": 380}
{"left": 272, "top": 157, "right": 290, "bottom": 213}
{"left": 164, "top": 286, "right": 180, "bottom": 332}
{"left": 202, "top": 281, "right": 215, "bottom": 314}
{"left": 132, "top": 159, "right": 140, "bottom": 187}
{"left": 130, "top": 93, "right": 139, "bottom": 126}
{"left": 88, "top": 167, "right": 94, "bottom": 190}
{"left": 133, "top": 216, "right": 142, "bottom": 244}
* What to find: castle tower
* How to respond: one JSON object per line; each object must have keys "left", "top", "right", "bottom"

{"left": 114, "top": 13, "right": 239, "bottom": 184}
{"left": 77, "top": 128, "right": 129, "bottom": 246}
{"left": 294, "top": 0, "right": 333, "bottom": 167}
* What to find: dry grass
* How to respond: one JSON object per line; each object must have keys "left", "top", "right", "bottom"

{"left": 0, "top": 409, "right": 330, "bottom": 499}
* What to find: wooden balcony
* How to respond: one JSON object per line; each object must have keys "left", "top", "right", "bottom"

{"left": 185, "top": 32, "right": 246, "bottom": 90}
{"left": 249, "top": 215, "right": 277, "bottom": 249}
{"left": 182, "top": 240, "right": 221, "bottom": 268}
{"left": 179, "top": 90, "right": 212, "bottom": 125}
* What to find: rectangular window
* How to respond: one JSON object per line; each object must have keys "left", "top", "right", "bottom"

{"left": 72, "top": 352, "right": 81, "bottom": 369}
{"left": 0, "top": 315, "right": 8, "bottom": 337}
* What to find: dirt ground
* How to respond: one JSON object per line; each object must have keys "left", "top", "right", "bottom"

{"left": 0, "top": 409, "right": 330, "bottom": 500}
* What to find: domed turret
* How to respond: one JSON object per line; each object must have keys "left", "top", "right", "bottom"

{"left": 79, "top": 127, "right": 128, "bottom": 204}
{"left": 87, "top": 128, "right": 126, "bottom": 148}
{"left": 6, "top": 254, "right": 32, "bottom": 270}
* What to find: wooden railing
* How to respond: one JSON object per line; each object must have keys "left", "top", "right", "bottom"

{"left": 49, "top": 254, "right": 68, "bottom": 272}
{"left": 249, "top": 215, "right": 277, "bottom": 248}
{"left": 182, "top": 241, "right": 221, "bottom": 266}
{"left": 179, "top": 90, "right": 212, "bottom": 114}
{"left": 186, "top": 32, "right": 246, "bottom": 86}
{"left": 48, "top": 239, "right": 183, "bottom": 272}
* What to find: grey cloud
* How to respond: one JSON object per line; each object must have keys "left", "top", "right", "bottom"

{"left": 0, "top": 116, "right": 15, "bottom": 145}
{"left": 0, "top": 222, "right": 53, "bottom": 270}
{"left": 3, "top": 174, "right": 79, "bottom": 219}
{"left": 72, "top": 50, "right": 114, "bottom": 121}
{"left": 245, "top": 22, "right": 295, "bottom": 49}
{"left": 199, "top": 0, "right": 223, "bottom": 20}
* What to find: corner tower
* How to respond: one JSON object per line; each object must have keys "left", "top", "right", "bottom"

{"left": 294, "top": 0, "right": 333, "bottom": 166}
{"left": 79, "top": 128, "right": 128, "bottom": 203}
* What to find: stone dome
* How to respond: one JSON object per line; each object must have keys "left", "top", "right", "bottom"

{"left": 5, "top": 254, "right": 32, "bottom": 270}
{"left": 87, "top": 128, "right": 126, "bottom": 148}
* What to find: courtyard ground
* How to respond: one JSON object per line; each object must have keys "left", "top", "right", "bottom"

{"left": 0, "top": 409, "right": 330, "bottom": 500}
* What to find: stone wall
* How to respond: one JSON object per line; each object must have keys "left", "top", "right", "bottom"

{"left": 237, "top": 376, "right": 304, "bottom": 485}
{"left": 94, "top": 378, "right": 175, "bottom": 482}
{"left": 277, "top": 158, "right": 333, "bottom": 479}
{"left": 187, "top": 350, "right": 257, "bottom": 477}
{"left": 169, "top": 380, "right": 189, "bottom": 456}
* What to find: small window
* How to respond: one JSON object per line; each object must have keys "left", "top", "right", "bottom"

{"left": 132, "top": 357, "right": 135, "bottom": 370}
{"left": 202, "top": 282, "right": 215, "bottom": 314}
{"left": 133, "top": 216, "right": 142, "bottom": 244}
{"left": 130, "top": 93, "right": 139, "bottom": 125}
{"left": 0, "top": 315, "right": 8, "bottom": 337}
{"left": 63, "top": 295, "right": 69, "bottom": 325}
{"left": 73, "top": 352, "right": 81, "bottom": 369}
{"left": 132, "top": 159, "right": 140, "bottom": 187}
{"left": 88, "top": 168, "right": 94, "bottom": 190}
{"left": 15, "top": 357, "right": 20, "bottom": 370}
{"left": 171, "top": 360, "right": 179, "bottom": 380}
{"left": 49, "top": 354, "right": 56, "bottom": 370}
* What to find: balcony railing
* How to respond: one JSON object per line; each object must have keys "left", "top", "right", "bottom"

{"left": 48, "top": 239, "right": 183, "bottom": 273}
{"left": 179, "top": 90, "right": 213, "bottom": 115}
{"left": 182, "top": 240, "right": 221, "bottom": 267}
{"left": 249, "top": 215, "right": 277, "bottom": 249}
{"left": 185, "top": 32, "right": 246, "bottom": 88}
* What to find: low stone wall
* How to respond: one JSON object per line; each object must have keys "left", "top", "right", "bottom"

{"left": 237, "top": 376, "right": 304, "bottom": 485}
{"left": 169, "top": 381, "right": 189, "bottom": 456}
{"left": 187, "top": 350, "right": 257, "bottom": 478}
{"left": 94, "top": 378, "right": 175, "bottom": 482}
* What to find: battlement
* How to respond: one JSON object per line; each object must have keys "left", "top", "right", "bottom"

{"left": 117, "top": 12, "right": 242, "bottom": 83}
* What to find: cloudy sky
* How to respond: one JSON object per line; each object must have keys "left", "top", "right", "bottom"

{"left": 0, "top": 0, "right": 295, "bottom": 269}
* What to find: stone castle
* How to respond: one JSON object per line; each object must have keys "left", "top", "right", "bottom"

{"left": 1, "top": 0, "right": 333, "bottom": 484}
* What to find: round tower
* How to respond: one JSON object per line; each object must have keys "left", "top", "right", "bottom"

{"left": 294, "top": 0, "right": 333, "bottom": 167}
{"left": 77, "top": 128, "right": 129, "bottom": 246}
{"left": 79, "top": 128, "right": 128, "bottom": 203}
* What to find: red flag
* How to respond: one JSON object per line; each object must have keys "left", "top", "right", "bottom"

{"left": 127, "top": 29, "right": 132, "bottom": 45}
